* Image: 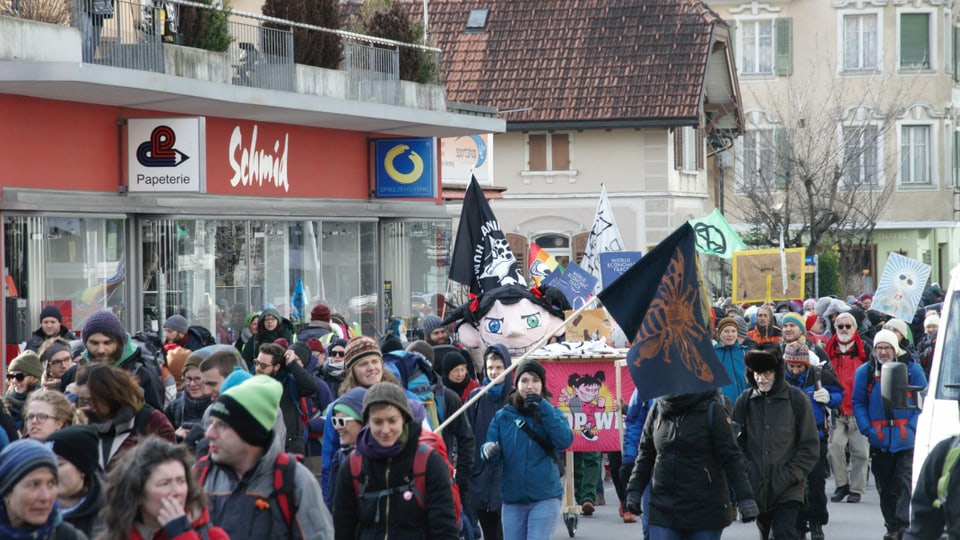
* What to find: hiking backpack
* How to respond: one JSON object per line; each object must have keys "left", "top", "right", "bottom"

{"left": 196, "top": 452, "right": 300, "bottom": 527}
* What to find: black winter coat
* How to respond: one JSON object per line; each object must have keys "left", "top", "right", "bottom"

{"left": 628, "top": 391, "right": 754, "bottom": 531}
{"left": 904, "top": 436, "right": 960, "bottom": 540}
{"left": 25, "top": 325, "right": 77, "bottom": 353}
{"left": 62, "top": 474, "right": 104, "bottom": 537}
{"left": 276, "top": 360, "right": 320, "bottom": 454}
{"left": 332, "top": 423, "right": 459, "bottom": 540}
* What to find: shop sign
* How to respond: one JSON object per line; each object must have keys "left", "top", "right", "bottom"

{"left": 440, "top": 134, "right": 492, "bottom": 185}
{"left": 373, "top": 138, "right": 436, "bottom": 198}
{"left": 127, "top": 118, "right": 205, "bottom": 193}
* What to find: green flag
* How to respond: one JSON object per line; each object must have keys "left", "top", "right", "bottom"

{"left": 687, "top": 209, "right": 746, "bottom": 258}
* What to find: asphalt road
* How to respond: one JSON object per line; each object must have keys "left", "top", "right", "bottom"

{"left": 550, "top": 474, "right": 887, "bottom": 539}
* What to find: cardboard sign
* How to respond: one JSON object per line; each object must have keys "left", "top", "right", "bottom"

{"left": 732, "top": 248, "right": 806, "bottom": 303}
{"left": 564, "top": 308, "right": 613, "bottom": 342}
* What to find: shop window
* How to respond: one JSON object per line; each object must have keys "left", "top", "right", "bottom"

{"left": 381, "top": 220, "right": 452, "bottom": 334}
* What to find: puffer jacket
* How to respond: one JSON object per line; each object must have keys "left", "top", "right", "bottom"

{"left": 483, "top": 393, "right": 573, "bottom": 505}
{"left": 732, "top": 355, "right": 819, "bottom": 513}
{"left": 465, "top": 344, "right": 512, "bottom": 512}
{"left": 852, "top": 357, "right": 926, "bottom": 452}
{"left": 628, "top": 390, "right": 754, "bottom": 531}
{"left": 332, "top": 422, "right": 459, "bottom": 540}
{"left": 824, "top": 332, "right": 869, "bottom": 415}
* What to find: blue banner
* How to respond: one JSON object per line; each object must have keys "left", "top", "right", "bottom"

{"left": 599, "top": 251, "right": 642, "bottom": 288}
{"left": 542, "top": 262, "right": 598, "bottom": 309}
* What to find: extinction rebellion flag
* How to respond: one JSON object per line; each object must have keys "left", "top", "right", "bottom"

{"left": 449, "top": 176, "right": 526, "bottom": 295}
{"left": 598, "top": 223, "right": 731, "bottom": 401}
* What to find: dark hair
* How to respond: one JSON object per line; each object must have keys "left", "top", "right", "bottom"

{"left": 76, "top": 363, "right": 143, "bottom": 417}
{"left": 98, "top": 437, "right": 205, "bottom": 540}
{"left": 568, "top": 370, "right": 605, "bottom": 388}
{"left": 443, "top": 285, "right": 565, "bottom": 328}
{"left": 258, "top": 343, "right": 285, "bottom": 366}
{"left": 199, "top": 350, "right": 242, "bottom": 377}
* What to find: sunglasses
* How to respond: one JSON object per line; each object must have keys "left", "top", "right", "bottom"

{"left": 329, "top": 351, "right": 346, "bottom": 357}
{"left": 6, "top": 373, "right": 25, "bottom": 381}
{"left": 331, "top": 417, "right": 357, "bottom": 428}
{"left": 835, "top": 324, "right": 853, "bottom": 330}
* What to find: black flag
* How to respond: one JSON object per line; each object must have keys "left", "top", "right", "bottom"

{"left": 449, "top": 176, "right": 526, "bottom": 295}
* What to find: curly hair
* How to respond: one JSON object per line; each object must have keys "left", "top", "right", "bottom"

{"left": 97, "top": 437, "right": 205, "bottom": 540}
{"left": 24, "top": 388, "right": 82, "bottom": 428}
{"left": 76, "top": 363, "right": 144, "bottom": 417}
{"left": 339, "top": 358, "right": 399, "bottom": 396}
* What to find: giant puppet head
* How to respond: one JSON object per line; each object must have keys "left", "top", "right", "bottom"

{"left": 443, "top": 285, "right": 567, "bottom": 357}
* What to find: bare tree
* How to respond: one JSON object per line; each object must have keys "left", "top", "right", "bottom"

{"left": 730, "top": 54, "right": 920, "bottom": 292}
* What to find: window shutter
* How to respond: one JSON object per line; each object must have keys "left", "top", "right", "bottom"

{"left": 674, "top": 129, "right": 683, "bottom": 170}
{"left": 696, "top": 127, "right": 704, "bottom": 170}
{"left": 954, "top": 26, "right": 959, "bottom": 81}
{"left": 551, "top": 133, "right": 570, "bottom": 171}
{"left": 953, "top": 129, "right": 959, "bottom": 187}
{"left": 901, "top": 14, "right": 930, "bottom": 68}
{"left": 774, "top": 18, "right": 793, "bottom": 76}
{"left": 572, "top": 233, "right": 589, "bottom": 264}
{"left": 505, "top": 233, "right": 527, "bottom": 276}
{"left": 528, "top": 134, "right": 546, "bottom": 171}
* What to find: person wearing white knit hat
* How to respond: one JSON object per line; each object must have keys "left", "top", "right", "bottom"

{"left": 923, "top": 311, "right": 940, "bottom": 335}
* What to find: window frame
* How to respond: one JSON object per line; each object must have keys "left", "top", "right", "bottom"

{"left": 897, "top": 122, "right": 937, "bottom": 188}
{"left": 736, "top": 16, "right": 777, "bottom": 77}
{"left": 681, "top": 126, "right": 699, "bottom": 172}
{"left": 837, "top": 8, "right": 883, "bottom": 75}
{"left": 736, "top": 125, "right": 781, "bottom": 193}
{"left": 898, "top": 8, "right": 936, "bottom": 72}
{"left": 524, "top": 131, "right": 574, "bottom": 173}
{"left": 839, "top": 122, "right": 884, "bottom": 189}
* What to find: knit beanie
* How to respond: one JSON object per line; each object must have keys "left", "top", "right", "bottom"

{"left": 514, "top": 359, "right": 547, "bottom": 386}
{"left": 884, "top": 318, "right": 909, "bottom": 339}
{"left": 716, "top": 317, "right": 739, "bottom": 335}
{"left": 802, "top": 299, "right": 817, "bottom": 313}
{"left": 290, "top": 342, "right": 312, "bottom": 365}
{"left": 163, "top": 315, "right": 189, "bottom": 335}
{"left": 362, "top": 382, "right": 414, "bottom": 423}
{"left": 333, "top": 387, "right": 367, "bottom": 422}
{"left": 873, "top": 329, "right": 903, "bottom": 356}
{"left": 39, "top": 305, "right": 62, "bottom": 323}
{"left": 925, "top": 312, "right": 941, "bottom": 328}
{"left": 860, "top": 293, "right": 873, "bottom": 302}
{"left": 0, "top": 439, "right": 58, "bottom": 497}
{"left": 783, "top": 342, "right": 810, "bottom": 366}
{"left": 83, "top": 310, "right": 127, "bottom": 347}
{"left": 310, "top": 304, "right": 331, "bottom": 323}
{"left": 781, "top": 312, "right": 805, "bottom": 330}
{"left": 273, "top": 338, "right": 290, "bottom": 350}
{"left": 40, "top": 341, "right": 72, "bottom": 366}
{"left": 441, "top": 350, "right": 468, "bottom": 376}
{"left": 9, "top": 350, "right": 43, "bottom": 379}
{"left": 405, "top": 340, "right": 434, "bottom": 365}
{"left": 219, "top": 367, "right": 252, "bottom": 393}
{"left": 805, "top": 314, "right": 819, "bottom": 332}
{"left": 45, "top": 426, "right": 99, "bottom": 480}
{"left": 379, "top": 334, "right": 403, "bottom": 355}
{"left": 260, "top": 308, "right": 282, "bottom": 323}
{"left": 210, "top": 375, "right": 282, "bottom": 447}
{"left": 344, "top": 336, "right": 382, "bottom": 371}
{"left": 734, "top": 316, "right": 748, "bottom": 339}
{"left": 306, "top": 339, "right": 325, "bottom": 354}
{"left": 421, "top": 315, "right": 443, "bottom": 335}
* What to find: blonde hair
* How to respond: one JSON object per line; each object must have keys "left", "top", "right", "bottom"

{"left": 24, "top": 388, "right": 83, "bottom": 428}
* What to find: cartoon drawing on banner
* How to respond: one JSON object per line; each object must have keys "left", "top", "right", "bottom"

{"left": 557, "top": 371, "right": 616, "bottom": 442}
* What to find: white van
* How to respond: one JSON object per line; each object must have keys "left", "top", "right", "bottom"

{"left": 910, "top": 265, "right": 960, "bottom": 483}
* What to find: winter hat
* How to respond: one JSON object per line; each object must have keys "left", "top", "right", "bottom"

{"left": 716, "top": 317, "right": 739, "bottom": 335}
{"left": 289, "top": 342, "right": 312, "bottom": 365}
{"left": 260, "top": 308, "right": 281, "bottom": 324}
{"left": 734, "top": 316, "right": 749, "bottom": 339}
{"left": 39, "top": 341, "right": 72, "bottom": 366}
{"left": 310, "top": 304, "right": 331, "bottom": 323}
{"left": 219, "top": 367, "right": 252, "bottom": 393}
{"left": 82, "top": 310, "right": 127, "bottom": 347}
{"left": 421, "top": 315, "right": 443, "bottom": 335}
{"left": 823, "top": 299, "right": 852, "bottom": 319}
{"left": 781, "top": 312, "right": 805, "bottom": 330}
{"left": 925, "top": 312, "right": 941, "bottom": 328}
{"left": 45, "top": 426, "right": 99, "bottom": 480}
{"left": 344, "top": 336, "right": 382, "bottom": 371}
{"left": 405, "top": 340, "right": 434, "bottom": 365}
{"left": 805, "top": 314, "right": 819, "bottom": 332}
{"left": 333, "top": 387, "right": 367, "bottom": 422}
{"left": 744, "top": 349, "right": 779, "bottom": 373}
{"left": 514, "top": 359, "right": 547, "bottom": 386}
{"left": 783, "top": 342, "right": 810, "bottom": 366}
{"left": 306, "top": 339, "right": 325, "bottom": 354}
{"left": 273, "top": 338, "right": 290, "bottom": 350}
{"left": 860, "top": 293, "right": 873, "bottom": 302}
{"left": 210, "top": 375, "right": 282, "bottom": 447}
{"left": 0, "top": 439, "right": 58, "bottom": 497}
{"left": 802, "top": 299, "right": 817, "bottom": 313}
{"left": 379, "top": 333, "right": 403, "bottom": 355}
{"left": 441, "top": 351, "right": 468, "bottom": 376}
{"left": 884, "top": 318, "right": 909, "bottom": 339}
{"left": 8, "top": 350, "right": 43, "bottom": 379}
{"left": 814, "top": 297, "right": 832, "bottom": 318}
{"left": 362, "top": 382, "right": 413, "bottom": 423}
{"left": 873, "top": 329, "right": 903, "bottom": 356}
{"left": 163, "top": 315, "right": 189, "bottom": 335}
{"left": 39, "top": 305, "right": 62, "bottom": 323}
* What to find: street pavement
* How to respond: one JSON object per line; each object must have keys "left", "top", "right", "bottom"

{"left": 550, "top": 474, "right": 888, "bottom": 539}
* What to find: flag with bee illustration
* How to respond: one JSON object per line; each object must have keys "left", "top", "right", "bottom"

{"left": 598, "top": 223, "right": 731, "bottom": 401}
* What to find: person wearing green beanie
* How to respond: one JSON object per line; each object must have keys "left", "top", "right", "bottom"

{"left": 5, "top": 350, "right": 43, "bottom": 433}
{"left": 201, "top": 374, "right": 334, "bottom": 539}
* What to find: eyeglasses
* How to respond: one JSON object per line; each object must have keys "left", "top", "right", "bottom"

{"left": 835, "top": 324, "right": 853, "bottom": 330}
{"left": 25, "top": 413, "right": 53, "bottom": 423}
{"left": 184, "top": 376, "right": 203, "bottom": 385}
{"left": 332, "top": 417, "right": 357, "bottom": 428}
{"left": 6, "top": 373, "right": 25, "bottom": 382}
{"left": 329, "top": 350, "right": 346, "bottom": 357}
{"left": 48, "top": 358, "right": 69, "bottom": 367}
{"left": 253, "top": 360, "right": 274, "bottom": 370}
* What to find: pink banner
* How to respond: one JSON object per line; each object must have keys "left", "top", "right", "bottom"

{"left": 541, "top": 359, "right": 636, "bottom": 452}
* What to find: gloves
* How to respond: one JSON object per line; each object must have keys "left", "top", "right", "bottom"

{"left": 624, "top": 491, "right": 643, "bottom": 516}
{"left": 813, "top": 388, "right": 830, "bottom": 404}
{"left": 618, "top": 461, "right": 635, "bottom": 485}
{"left": 738, "top": 498, "right": 759, "bottom": 523}
{"left": 524, "top": 392, "right": 543, "bottom": 408}
{"left": 481, "top": 442, "right": 501, "bottom": 461}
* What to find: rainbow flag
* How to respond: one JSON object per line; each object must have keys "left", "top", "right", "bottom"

{"left": 528, "top": 242, "right": 564, "bottom": 286}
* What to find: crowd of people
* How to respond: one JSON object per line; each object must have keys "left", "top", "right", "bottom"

{"left": 0, "top": 284, "right": 954, "bottom": 540}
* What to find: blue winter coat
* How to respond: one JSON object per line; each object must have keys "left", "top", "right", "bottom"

{"left": 714, "top": 343, "right": 750, "bottom": 408}
{"left": 784, "top": 365, "right": 843, "bottom": 440}
{"left": 484, "top": 396, "right": 573, "bottom": 505}
{"left": 852, "top": 359, "right": 926, "bottom": 452}
{"left": 465, "top": 344, "right": 512, "bottom": 512}
{"left": 622, "top": 389, "right": 651, "bottom": 463}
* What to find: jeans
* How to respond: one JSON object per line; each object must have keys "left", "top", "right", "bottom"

{"left": 502, "top": 498, "right": 561, "bottom": 540}
{"left": 827, "top": 414, "right": 869, "bottom": 493}
{"left": 648, "top": 525, "right": 723, "bottom": 540}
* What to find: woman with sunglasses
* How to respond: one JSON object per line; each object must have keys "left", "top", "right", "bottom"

{"left": 4, "top": 350, "right": 44, "bottom": 434}
{"left": 38, "top": 338, "right": 74, "bottom": 392}
{"left": 22, "top": 389, "right": 81, "bottom": 441}
{"left": 320, "top": 338, "right": 349, "bottom": 398}
{"left": 323, "top": 387, "right": 366, "bottom": 510}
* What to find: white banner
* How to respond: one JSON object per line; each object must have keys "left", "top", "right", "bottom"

{"left": 581, "top": 185, "right": 624, "bottom": 294}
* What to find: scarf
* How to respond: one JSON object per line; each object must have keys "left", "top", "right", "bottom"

{"left": 355, "top": 424, "right": 409, "bottom": 460}
{"left": 484, "top": 380, "right": 504, "bottom": 401}
{"left": 443, "top": 375, "right": 470, "bottom": 400}
{"left": 0, "top": 499, "right": 62, "bottom": 540}
{"left": 87, "top": 405, "right": 137, "bottom": 436}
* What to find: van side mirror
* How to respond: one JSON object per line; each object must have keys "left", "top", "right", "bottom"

{"left": 880, "top": 362, "right": 922, "bottom": 413}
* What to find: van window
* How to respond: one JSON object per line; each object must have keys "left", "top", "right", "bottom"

{"left": 936, "top": 290, "right": 960, "bottom": 400}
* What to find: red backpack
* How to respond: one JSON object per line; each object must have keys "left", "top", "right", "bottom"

{"left": 196, "top": 452, "right": 299, "bottom": 528}
{"left": 350, "top": 429, "right": 462, "bottom": 525}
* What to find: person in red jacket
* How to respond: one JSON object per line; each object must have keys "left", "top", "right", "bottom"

{"left": 824, "top": 311, "right": 871, "bottom": 504}
{"left": 99, "top": 436, "right": 229, "bottom": 540}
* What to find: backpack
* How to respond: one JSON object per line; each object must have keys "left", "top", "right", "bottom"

{"left": 350, "top": 429, "right": 462, "bottom": 526}
{"left": 384, "top": 351, "right": 448, "bottom": 427}
{"left": 191, "top": 325, "right": 217, "bottom": 347}
{"left": 196, "top": 452, "right": 300, "bottom": 528}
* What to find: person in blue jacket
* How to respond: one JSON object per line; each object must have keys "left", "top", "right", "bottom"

{"left": 481, "top": 360, "right": 573, "bottom": 540}
{"left": 853, "top": 329, "right": 927, "bottom": 540}
{"left": 715, "top": 317, "right": 750, "bottom": 406}
{"left": 465, "top": 344, "right": 513, "bottom": 540}
{"left": 619, "top": 389, "right": 652, "bottom": 533}
{"left": 783, "top": 341, "right": 843, "bottom": 540}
